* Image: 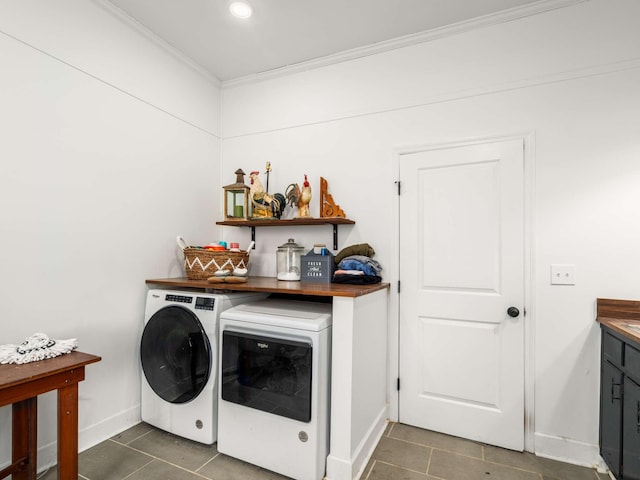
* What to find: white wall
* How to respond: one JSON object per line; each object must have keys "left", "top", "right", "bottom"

{"left": 0, "top": 0, "right": 221, "bottom": 470}
{"left": 1, "top": 0, "right": 638, "bottom": 472}
{"left": 221, "top": 0, "right": 640, "bottom": 468}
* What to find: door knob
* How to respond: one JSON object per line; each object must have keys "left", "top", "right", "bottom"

{"left": 507, "top": 307, "right": 520, "bottom": 318}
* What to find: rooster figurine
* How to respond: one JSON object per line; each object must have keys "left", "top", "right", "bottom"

{"left": 285, "top": 174, "right": 312, "bottom": 218}
{"left": 249, "top": 171, "right": 286, "bottom": 219}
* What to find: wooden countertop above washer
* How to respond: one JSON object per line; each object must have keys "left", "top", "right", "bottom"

{"left": 146, "top": 276, "right": 389, "bottom": 298}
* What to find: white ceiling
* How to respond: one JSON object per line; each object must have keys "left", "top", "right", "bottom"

{"left": 105, "top": 0, "right": 563, "bottom": 83}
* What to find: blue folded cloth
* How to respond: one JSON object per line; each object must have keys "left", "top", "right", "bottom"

{"left": 337, "top": 259, "right": 378, "bottom": 276}
{"left": 340, "top": 255, "right": 382, "bottom": 272}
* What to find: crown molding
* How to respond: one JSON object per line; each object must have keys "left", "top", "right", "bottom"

{"left": 222, "top": 0, "right": 588, "bottom": 88}
{"left": 96, "top": 0, "right": 222, "bottom": 87}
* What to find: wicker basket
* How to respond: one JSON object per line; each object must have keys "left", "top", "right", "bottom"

{"left": 182, "top": 248, "right": 250, "bottom": 280}
{"left": 177, "top": 236, "right": 251, "bottom": 280}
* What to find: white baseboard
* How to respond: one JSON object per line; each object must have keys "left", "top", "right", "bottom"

{"left": 533, "top": 431, "right": 605, "bottom": 471}
{"left": 325, "top": 454, "right": 352, "bottom": 480}
{"left": 352, "top": 408, "right": 388, "bottom": 480}
{"left": 36, "top": 404, "right": 141, "bottom": 472}
{"left": 326, "top": 404, "right": 388, "bottom": 480}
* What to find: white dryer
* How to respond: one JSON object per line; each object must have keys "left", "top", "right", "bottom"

{"left": 140, "top": 289, "right": 266, "bottom": 444}
{"left": 218, "top": 299, "right": 332, "bottom": 480}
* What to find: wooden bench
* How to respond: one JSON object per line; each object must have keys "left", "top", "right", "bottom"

{"left": 0, "top": 351, "right": 101, "bottom": 480}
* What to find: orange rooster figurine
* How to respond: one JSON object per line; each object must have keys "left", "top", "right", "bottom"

{"left": 285, "top": 174, "right": 312, "bottom": 218}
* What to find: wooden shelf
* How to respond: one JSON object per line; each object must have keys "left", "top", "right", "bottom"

{"left": 216, "top": 217, "right": 355, "bottom": 227}
{"left": 216, "top": 217, "right": 355, "bottom": 250}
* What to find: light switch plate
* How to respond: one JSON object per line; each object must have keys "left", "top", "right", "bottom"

{"left": 550, "top": 264, "right": 576, "bottom": 285}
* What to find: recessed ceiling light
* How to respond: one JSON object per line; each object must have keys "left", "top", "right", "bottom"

{"left": 229, "top": 1, "right": 253, "bottom": 19}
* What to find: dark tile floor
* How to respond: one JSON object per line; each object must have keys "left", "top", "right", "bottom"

{"left": 36, "top": 422, "right": 609, "bottom": 480}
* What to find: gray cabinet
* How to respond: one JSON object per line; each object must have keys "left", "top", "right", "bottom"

{"left": 601, "top": 326, "right": 640, "bottom": 479}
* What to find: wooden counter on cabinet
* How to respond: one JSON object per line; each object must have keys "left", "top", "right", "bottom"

{"left": 596, "top": 298, "right": 640, "bottom": 479}
{"left": 146, "top": 276, "right": 390, "bottom": 480}
{"left": 597, "top": 298, "right": 640, "bottom": 344}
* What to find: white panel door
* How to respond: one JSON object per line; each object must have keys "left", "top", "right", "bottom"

{"left": 398, "top": 139, "right": 525, "bottom": 451}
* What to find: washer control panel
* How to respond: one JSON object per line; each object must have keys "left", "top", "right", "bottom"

{"left": 163, "top": 293, "right": 216, "bottom": 311}
{"left": 195, "top": 297, "right": 216, "bottom": 311}
{"left": 165, "top": 294, "right": 193, "bottom": 304}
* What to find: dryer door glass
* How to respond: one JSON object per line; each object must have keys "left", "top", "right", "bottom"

{"left": 221, "top": 330, "right": 312, "bottom": 422}
{"left": 141, "top": 306, "right": 211, "bottom": 404}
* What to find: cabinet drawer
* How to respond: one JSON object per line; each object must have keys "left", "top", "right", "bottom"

{"left": 604, "top": 331, "right": 623, "bottom": 367}
{"left": 626, "top": 344, "right": 640, "bottom": 381}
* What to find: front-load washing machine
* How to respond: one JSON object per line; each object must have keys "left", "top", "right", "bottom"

{"left": 140, "top": 289, "right": 267, "bottom": 444}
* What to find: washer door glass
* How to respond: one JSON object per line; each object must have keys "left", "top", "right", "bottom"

{"left": 141, "top": 305, "right": 212, "bottom": 404}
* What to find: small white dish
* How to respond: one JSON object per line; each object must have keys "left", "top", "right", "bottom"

{"left": 233, "top": 268, "right": 248, "bottom": 277}
{"left": 214, "top": 269, "right": 231, "bottom": 277}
